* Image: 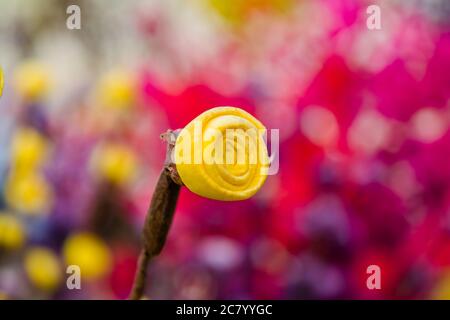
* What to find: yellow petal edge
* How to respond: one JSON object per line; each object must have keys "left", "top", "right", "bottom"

{"left": 174, "top": 106, "right": 269, "bottom": 201}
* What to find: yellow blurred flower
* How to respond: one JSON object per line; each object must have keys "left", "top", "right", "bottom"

{"left": 207, "top": 0, "right": 293, "bottom": 25}
{"left": 91, "top": 142, "right": 138, "bottom": 186}
{"left": 63, "top": 232, "right": 112, "bottom": 280}
{"left": 5, "top": 172, "right": 53, "bottom": 216}
{"left": 432, "top": 273, "right": 450, "bottom": 300}
{"left": 97, "top": 70, "right": 135, "bottom": 110}
{"left": 14, "top": 61, "right": 51, "bottom": 100}
{"left": 0, "top": 213, "right": 25, "bottom": 250}
{"left": 24, "top": 247, "right": 62, "bottom": 292}
{"left": 0, "top": 66, "right": 4, "bottom": 97}
{"left": 10, "top": 128, "right": 50, "bottom": 173}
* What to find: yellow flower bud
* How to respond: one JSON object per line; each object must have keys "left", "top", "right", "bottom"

{"left": 0, "top": 213, "right": 25, "bottom": 250}
{"left": 97, "top": 70, "right": 135, "bottom": 110}
{"left": 24, "top": 247, "right": 62, "bottom": 292}
{"left": 91, "top": 142, "right": 138, "bottom": 186}
{"left": 174, "top": 106, "right": 269, "bottom": 201}
{"left": 14, "top": 61, "right": 50, "bottom": 100}
{"left": 10, "top": 128, "right": 49, "bottom": 173}
{"left": 63, "top": 232, "right": 111, "bottom": 280}
{"left": 5, "top": 172, "right": 53, "bottom": 215}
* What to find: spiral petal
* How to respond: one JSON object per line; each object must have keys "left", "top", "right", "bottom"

{"left": 174, "top": 106, "right": 269, "bottom": 201}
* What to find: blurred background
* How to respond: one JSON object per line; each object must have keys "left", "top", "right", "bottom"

{"left": 0, "top": 0, "right": 449, "bottom": 299}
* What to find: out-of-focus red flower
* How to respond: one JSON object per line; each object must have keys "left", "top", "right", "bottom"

{"left": 109, "top": 246, "right": 138, "bottom": 299}
{"left": 139, "top": 71, "right": 255, "bottom": 129}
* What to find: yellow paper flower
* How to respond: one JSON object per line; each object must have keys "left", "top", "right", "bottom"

{"left": 63, "top": 232, "right": 112, "bottom": 280}
{"left": 91, "top": 142, "right": 138, "bottom": 186}
{"left": 14, "top": 61, "right": 50, "bottom": 100}
{"left": 174, "top": 106, "right": 269, "bottom": 201}
{"left": 0, "top": 213, "right": 25, "bottom": 250}
{"left": 5, "top": 172, "right": 53, "bottom": 215}
{"left": 24, "top": 247, "right": 62, "bottom": 292}
{"left": 98, "top": 70, "right": 135, "bottom": 110}
{"left": 10, "top": 127, "right": 49, "bottom": 173}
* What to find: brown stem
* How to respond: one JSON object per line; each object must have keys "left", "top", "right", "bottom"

{"left": 129, "top": 249, "right": 151, "bottom": 300}
{"left": 129, "top": 166, "right": 181, "bottom": 300}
